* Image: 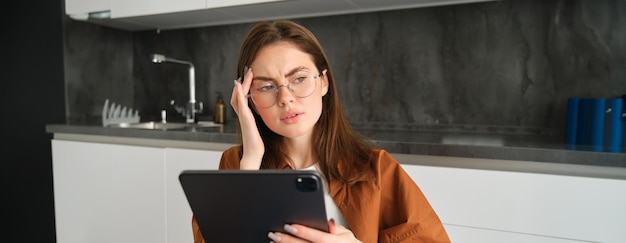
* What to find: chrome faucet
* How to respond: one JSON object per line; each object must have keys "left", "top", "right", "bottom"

{"left": 151, "top": 53, "right": 203, "bottom": 123}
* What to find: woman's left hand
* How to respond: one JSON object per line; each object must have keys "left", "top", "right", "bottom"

{"left": 268, "top": 219, "right": 362, "bottom": 243}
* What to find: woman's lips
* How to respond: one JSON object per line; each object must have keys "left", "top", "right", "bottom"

{"left": 281, "top": 111, "right": 302, "bottom": 124}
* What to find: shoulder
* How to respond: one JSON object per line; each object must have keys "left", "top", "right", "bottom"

{"left": 369, "top": 149, "right": 414, "bottom": 183}
{"left": 218, "top": 145, "right": 243, "bottom": 170}
{"left": 370, "top": 148, "right": 402, "bottom": 170}
{"left": 223, "top": 145, "right": 242, "bottom": 155}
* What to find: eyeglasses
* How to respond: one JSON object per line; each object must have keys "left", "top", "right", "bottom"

{"left": 248, "top": 71, "right": 324, "bottom": 108}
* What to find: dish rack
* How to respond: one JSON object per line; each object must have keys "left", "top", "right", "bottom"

{"left": 102, "top": 99, "right": 140, "bottom": 126}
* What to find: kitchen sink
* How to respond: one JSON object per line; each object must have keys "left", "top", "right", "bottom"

{"left": 108, "top": 121, "right": 222, "bottom": 130}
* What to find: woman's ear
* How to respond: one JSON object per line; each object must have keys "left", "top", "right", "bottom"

{"left": 321, "top": 69, "right": 329, "bottom": 96}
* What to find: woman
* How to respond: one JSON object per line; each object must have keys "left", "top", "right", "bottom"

{"left": 192, "top": 20, "right": 450, "bottom": 243}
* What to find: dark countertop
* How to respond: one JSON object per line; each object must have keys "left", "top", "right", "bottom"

{"left": 46, "top": 121, "right": 626, "bottom": 170}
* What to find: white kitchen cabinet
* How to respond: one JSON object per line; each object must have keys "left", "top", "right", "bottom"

{"left": 65, "top": 0, "right": 286, "bottom": 19}
{"left": 51, "top": 138, "right": 230, "bottom": 243}
{"left": 65, "top": 0, "right": 109, "bottom": 16}
{"left": 164, "top": 147, "right": 222, "bottom": 243}
{"left": 109, "top": 0, "right": 286, "bottom": 19}
{"left": 206, "top": 0, "right": 285, "bottom": 9}
{"left": 442, "top": 225, "right": 586, "bottom": 243}
{"left": 53, "top": 136, "right": 626, "bottom": 242}
{"left": 400, "top": 156, "right": 626, "bottom": 243}
{"left": 110, "top": 0, "right": 205, "bottom": 19}
{"left": 65, "top": 0, "right": 497, "bottom": 31}
{"left": 52, "top": 140, "right": 166, "bottom": 243}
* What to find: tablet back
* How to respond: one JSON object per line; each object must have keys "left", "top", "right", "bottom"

{"left": 179, "top": 170, "right": 329, "bottom": 242}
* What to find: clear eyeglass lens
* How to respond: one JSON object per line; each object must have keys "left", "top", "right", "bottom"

{"left": 250, "top": 73, "right": 320, "bottom": 108}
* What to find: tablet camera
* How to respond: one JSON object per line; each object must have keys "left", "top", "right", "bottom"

{"left": 295, "top": 176, "right": 319, "bottom": 192}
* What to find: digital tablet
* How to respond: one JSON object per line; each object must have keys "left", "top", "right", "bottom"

{"left": 179, "top": 170, "right": 329, "bottom": 242}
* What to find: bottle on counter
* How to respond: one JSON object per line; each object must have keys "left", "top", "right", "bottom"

{"left": 214, "top": 92, "right": 225, "bottom": 124}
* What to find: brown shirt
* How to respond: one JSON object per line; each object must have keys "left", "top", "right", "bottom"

{"left": 192, "top": 146, "right": 450, "bottom": 243}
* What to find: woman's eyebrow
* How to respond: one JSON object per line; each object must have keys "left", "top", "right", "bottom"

{"left": 284, "top": 66, "right": 309, "bottom": 77}
{"left": 252, "top": 76, "right": 273, "bottom": 82}
{"left": 253, "top": 66, "right": 310, "bottom": 82}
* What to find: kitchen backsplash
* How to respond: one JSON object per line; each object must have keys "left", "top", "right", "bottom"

{"left": 63, "top": 0, "right": 626, "bottom": 137}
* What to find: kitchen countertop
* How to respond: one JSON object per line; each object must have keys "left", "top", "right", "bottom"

{"left": 46, "top": 121, "right": 626, "bottom": 179}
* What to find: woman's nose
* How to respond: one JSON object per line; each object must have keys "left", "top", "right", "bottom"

{"left": 276, "top": 84, "right": 294, "bottom": 106}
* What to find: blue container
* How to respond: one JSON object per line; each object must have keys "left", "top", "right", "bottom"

{"left": 589, "top": 98, "right": 606, "bottom": 151}
{"left": 606, "top": 97, "right": 625, "bottom": 152}
{"left": 576, "top": 98, "right": 591, "bottom": 146}
{"left": 565, "top": 97, "right": 579, "bottom": 146}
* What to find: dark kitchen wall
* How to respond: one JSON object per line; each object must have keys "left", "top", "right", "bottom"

{"left": 64, "top": 0, "right": 626, "bottom": 137}
{"left": 1, "top": 0, "right": 65, "bottom": 242}
{"left": 63, "top": 17, "right": 134, "bottom": 124}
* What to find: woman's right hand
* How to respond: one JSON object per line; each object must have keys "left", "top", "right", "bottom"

{"left": 231, "top": 66, "right": 265, "bottom": 170}
{"left": 268, "top": 219, "right": 362, "bottom": 243}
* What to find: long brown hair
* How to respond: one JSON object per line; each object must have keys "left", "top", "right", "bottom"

{"left": 236, "top": 20, "right": 375, "bottom": 184}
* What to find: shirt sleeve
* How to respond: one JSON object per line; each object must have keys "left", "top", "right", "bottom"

{"left": 376, "top": 150, "right": 451, "bottom": 243}
{"left": 191, "top": 215, "right": 205, "bottom": 243}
